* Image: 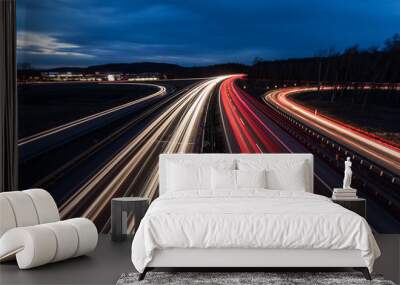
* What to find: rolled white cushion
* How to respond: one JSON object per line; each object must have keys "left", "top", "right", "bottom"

{"left": 42, "top": 221, "right": 79, "bottom": 262}
{"left": 0, "top": 196, "right": 17, "bottom": 237}
{"left": 0, "top": 191, "right": 39, "bottom": 227}
{"left": 236, "top": 169, "right": 267, "bottom": 189}
{"left": 65, "top": 218, "right": 98, "bottom": 257}
{"left": 0, "top": 226, "right": 57, "bottom": 269}
{"left": 0, "top": 218, "right": 98, "bottom": 269}
{"left": 23, "top": 189, "right": 60, "bottom": 224}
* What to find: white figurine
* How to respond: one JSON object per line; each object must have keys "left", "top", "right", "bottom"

{"left": 343, "top": 157, "right": 353, "bottom": 189}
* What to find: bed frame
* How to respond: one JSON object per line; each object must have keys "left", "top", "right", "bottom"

{"left": 139, "top": 154, "right": 371, "bottom": 280}
{"left": 140, "top": 248, "right": 370, "bottom": 280}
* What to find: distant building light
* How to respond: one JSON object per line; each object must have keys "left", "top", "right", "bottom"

{"left": 128, "top": 77, "right": 159, "bottom": 81}
{"left": 107, "top": 74, "right": 115, "bottom": 81}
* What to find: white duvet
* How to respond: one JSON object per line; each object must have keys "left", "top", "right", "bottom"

{"left": 131, "top": 190, "right": 380, "bottom": 272}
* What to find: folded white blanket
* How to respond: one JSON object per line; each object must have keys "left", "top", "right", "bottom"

{"left": 131, "top": 190, "right": 380, "bottom": 272}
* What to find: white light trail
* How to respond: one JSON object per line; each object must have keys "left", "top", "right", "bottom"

{"left": 59, "top": 76, "right": 229, "bottom": 229}
{"left": 18, "top": 83, "right": 166, "bottom": 146}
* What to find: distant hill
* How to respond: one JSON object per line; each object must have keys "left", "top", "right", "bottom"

{"left": 46, "top": 62, "right": 249, "bottom": 78}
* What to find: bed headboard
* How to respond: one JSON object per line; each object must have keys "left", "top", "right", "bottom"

{"left": 159, "top": 153, "right": 314, "bottom": 195}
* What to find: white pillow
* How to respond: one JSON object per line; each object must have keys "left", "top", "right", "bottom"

{"left": 266, "top": 162, "right": 307, "bottom": 191}
{"left": 165, "top": 159, "right": 236, "bottom": 192}
{"left": 211, "top": 168, "right": 236, "bottom": 190}
{"left": 167, "top": 162, "right": 210, "bottom": 191}
{"left": 236, "top": 169, "right": 267, "bottom": 189}
{"left": 237, "top": 159, "right": 308, "bottom": 191}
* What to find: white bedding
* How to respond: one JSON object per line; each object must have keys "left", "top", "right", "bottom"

{"left": 131, "top": 190, "right": 380, "bottom": 273}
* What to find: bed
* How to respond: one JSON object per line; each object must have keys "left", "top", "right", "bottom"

{"left": 131, "top": 154, "right": 380, "bottom": 280}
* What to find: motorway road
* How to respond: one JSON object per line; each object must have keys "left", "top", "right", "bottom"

{"left": 265, "top": 87, "right": 400, "bottom": 176}
{"left": 218, "top": 75, "right": 400, "bottom": 232}
{"left": 58, "top": 76, "right": 228, "bottom": 232}
{"left": 19, "top": 80, "right": 198, "bottom": 198}
{"left": 219, "top": 75, "right": 338, "bottom": 190}
{"left": 18, "top": 83, "right": 167, "bottom": 160}
{"left": 19, "top": 75, "right": 399, "bottom": 233}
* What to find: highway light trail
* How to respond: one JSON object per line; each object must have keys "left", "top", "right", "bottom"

{"left": 265, "top": 87, "right": 400, "bottom": 175}
{"left": 219, "top": 76, "right": 336, "bottom": 192}
{"left": 219, "top": 75, "right": 287, "bottom": 153}
{"left": 59, "top": 76, "right": 228, "bottom": 232}
{"left": 218, "top": 77, "right": 400, "bottom": 232}
{"left": 18, "top": 83, "right": 167, "bottom": 146}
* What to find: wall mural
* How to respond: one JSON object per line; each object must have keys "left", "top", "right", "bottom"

{"left": 17, "top": 1, "right": 400, "bottom": 233}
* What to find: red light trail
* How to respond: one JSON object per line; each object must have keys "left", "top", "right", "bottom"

{"left": 219, "top": 75, "right": 287, "bottom": 153}
{"left": 264, "top": 87, "right": 400, "bottom": 175}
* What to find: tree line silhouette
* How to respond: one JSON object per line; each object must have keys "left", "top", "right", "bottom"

{"left": 247, "top": 34, "right": 400, "bottom": 108}
{"left": 249, "top": 33, "right": 400, "bottom": 84}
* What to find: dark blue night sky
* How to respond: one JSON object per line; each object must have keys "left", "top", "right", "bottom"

{"left": 17, "top": 0, "right": 400, "bottom": 68}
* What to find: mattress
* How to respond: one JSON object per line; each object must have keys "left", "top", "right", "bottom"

{"left": 131, "top": 189, "right": 380, "bottom": 273}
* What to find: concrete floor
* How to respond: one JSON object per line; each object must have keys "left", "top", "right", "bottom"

{"left": 1, "top": 234, "right": 399, "bottom": 285}
{"left": 374, "top": 234, "right": 400, "bottom": 284}
{"left": 0, "top": 235, "right": 134, "bottom": 285}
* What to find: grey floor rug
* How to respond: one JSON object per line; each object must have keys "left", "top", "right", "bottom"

{"left": 116, "top": 272, "right": 395, "bottom": 285}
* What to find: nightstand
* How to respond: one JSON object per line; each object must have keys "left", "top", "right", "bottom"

{"left": 331, "top": 197, "right": 366, "bottom": 218}
{"left": 111, "top": 197, "right": 149, "bottom": 242}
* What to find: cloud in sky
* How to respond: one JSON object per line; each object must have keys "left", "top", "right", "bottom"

{"left": 17, "top": 31, "right": 94, "bottom": 58}
{"left": 16, "top": 0, "right": 400, "bottom": 68}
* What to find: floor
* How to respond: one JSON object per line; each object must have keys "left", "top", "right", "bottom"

{"left": 1, "top": 234, "right": 399, "bottom": 285}
{"left": 0, "top": 235, "right": 134, "bottom": 285}
{"left": 374, "top": 234, "right": 400, "bottom": 284}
